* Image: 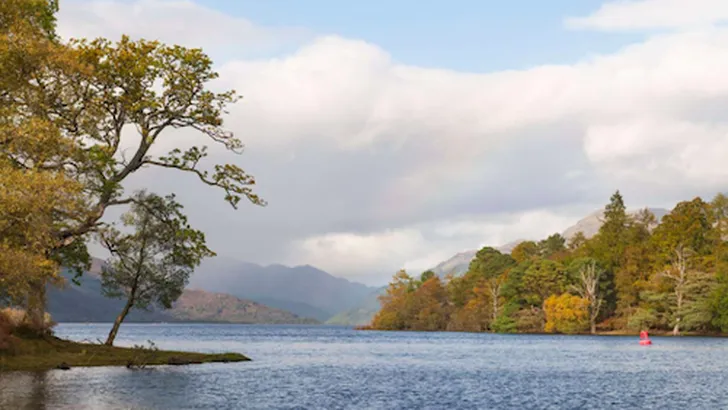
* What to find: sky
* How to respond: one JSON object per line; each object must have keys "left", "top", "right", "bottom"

{"left": 56, "top": 0, "right": 728, "bottom": 285}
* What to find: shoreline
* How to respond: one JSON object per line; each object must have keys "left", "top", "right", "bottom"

{"left": 54, "top": 320, "right": 321, "bottom": 325}
{"left": 54, "top": 322, "right": 354, "bottom": 328}
{"left": 0, "top": 335, "right": 250, "bottom": 372}
{"left": 355, "top": 326, "right": 728, "bottom": 337}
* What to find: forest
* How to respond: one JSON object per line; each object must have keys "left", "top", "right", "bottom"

{"left": 371, "top": 191, "right": 728, "bottom": 335}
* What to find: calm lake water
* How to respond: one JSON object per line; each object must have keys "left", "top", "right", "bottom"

{"left": 1, "top": 324, "right": 728, "bottom": 409}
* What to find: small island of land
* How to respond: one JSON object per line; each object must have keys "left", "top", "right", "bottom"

{"left": 0, "top": 331, "right": 249, "bottom": 372}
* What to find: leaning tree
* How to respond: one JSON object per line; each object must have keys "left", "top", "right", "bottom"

{"left": 3, "top": 5, "right": 265, "bottom": 326}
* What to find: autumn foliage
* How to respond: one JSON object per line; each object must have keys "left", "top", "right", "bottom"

{"left": 1, "top": 1, "right": 262, "bottom": 340}
{"left": 544, "top": 294, "right": 588, "bottom": 334}
{"left": 371, "top": 191, "right": 728, "bottom": 336}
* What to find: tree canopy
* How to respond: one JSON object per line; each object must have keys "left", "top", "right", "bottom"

{"left": 371, "top": 190, "right": 728, "bottom": 336}
{"left": 100, "top": 192, "right": 214, "bottom": 345}
{"left": 0, "top": 0, "right": 263, "bottom": 333}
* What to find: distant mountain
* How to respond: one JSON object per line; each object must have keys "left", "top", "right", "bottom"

{"left": 325, "top": 286, "right": 387, "bottom": 326}
{"left": 48, "top": 269, "right": 167, "bottom": 323}
{"left": 562, "top": 207, "right": 668, "bottom": 240}
{"left": 429, "top": 241, "right": 524, "bottom": 279}
{"left": 188, "top": 257, "right": 377, "bottom": 321}
{"left": 249, "top": 297, "right": 332, "bottom": 322}
{"left": 47, "top": 262, "right": 319, "bottom": 324}
{"left": 497, "top": 239, "right": 527, "bottom": 254}
{"left": 430, "top": 250, "right": 477, "bottom": 277}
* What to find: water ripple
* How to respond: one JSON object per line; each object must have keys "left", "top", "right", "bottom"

{"left": 1, "top": 324, "right": 727, "bottom": 409}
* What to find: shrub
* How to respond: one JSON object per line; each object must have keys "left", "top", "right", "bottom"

{"left": 0, "top": 307, "right": 55, "bottom": 337}
{"left": 627, "top": 308, "right": 659, "bottom": 331}
{"left": 1, "top": 307, "right": 27, "bottom": 327}
{"left": 514, "top": 307, "right": 545, "bottom": 333}
{"left": 490, "top": 314, "right": 518, "bottom": 333}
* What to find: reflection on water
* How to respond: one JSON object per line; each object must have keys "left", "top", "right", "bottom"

{"left": 0, "top": 372, "right": 49, "bottom": 409}
{"left": 2, "top": 324, "right": 728, "bottom": 409}
{"left": 0, "top": 365, "right": 217, "bottom": 410}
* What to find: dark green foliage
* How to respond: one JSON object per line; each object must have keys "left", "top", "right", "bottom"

{"left": 652, "top": 198, "right": 714, "bottom": 260}
{"left": 511, "top": 241, "right": 539, "bottom": 263}
{"left": 420, "top": 270, "right": 436, "bottom": 283}
{"left": 468, "top": 247, "right": 516, "bottom": 280}
{"left": 538, "top": 234, "right": 566, "bottom": 258}
{"left": 100, "top": 192, "right": 214, "bottom": 311}
{"left": 710, "top": 273, "right": 728, "bottom": 332}
{"left": 99, "top": 192, "right": 215, "bottom": 345}
{"left": 521, "top": 259, "right": 568, "bottom": 307}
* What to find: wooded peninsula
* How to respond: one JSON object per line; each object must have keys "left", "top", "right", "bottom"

{"left": 370, "top": 191, "right": 728, "bottom": 336}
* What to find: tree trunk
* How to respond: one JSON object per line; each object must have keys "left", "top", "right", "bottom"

{"left": 492, "top": 295, "right": 498, "bottom": 322}
{"left": 674, "top": 288, "right": 683, "bottom": 336}
{"left": 26, "top": 283, "right": 47, "bottom": 334}
{"left": 106, "top": 297, "right": 133, "bottom": 346}
{"left": 590, "top": 316, "right": 596, "bottom": 335}
{"left": 491, "top": 284, "right": 499, "bottom": 323}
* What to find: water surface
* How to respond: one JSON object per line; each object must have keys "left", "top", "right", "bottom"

{"left": 1, "top": 324, "right": 727, "bottom": 409}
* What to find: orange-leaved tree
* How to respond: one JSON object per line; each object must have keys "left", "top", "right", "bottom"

{"left": 544, "top": 293, "right": 589, "bottom": 334}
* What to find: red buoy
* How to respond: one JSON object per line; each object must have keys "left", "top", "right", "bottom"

{"left": 639, "top": 330, "right": 652, "bottom": 345}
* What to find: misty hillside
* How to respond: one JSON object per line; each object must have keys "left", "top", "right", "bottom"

{"left": 188, "top": 257, "right": 378, "bottom": 321}
{"left": 429, "top": 240, "right": 526, "bottom": 277}
{"left": 562, "top": 207, "right": 668, "bottom": 239}
{"left": 325, "top": 286, "right": 387, "bottom": 326}
{"left": 48, "top": 270, "right": 168, "bottom": 323}
{"left": 430, "top": 250, "right": 477, "bottom": 277}
{"left": 47, "top": 262, "right": 318, "bottom": 325}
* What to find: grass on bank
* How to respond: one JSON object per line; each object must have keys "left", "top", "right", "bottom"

{"left": 0, "top": 331, "right": 250, "bottom": 371}
{"left": 0, "top": 308, "right": 249, "bottom": 371}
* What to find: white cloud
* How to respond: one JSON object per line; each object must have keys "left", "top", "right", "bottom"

{"left": 57, "top": 0, "right": 308, "bottom": 54}
{"left": 566, "top": 0, "right": 728, "bottom": 31}
{"left": 584, "top": 120, "right": 728, "bottom": 185}
{"left": 291, "top": 229, "right": 427, "bottom": 275}
{"left": 288, "top": 210, "right": 584, "bottom": 283}
{"left": 431, "top": 211, "right": 581, "bottom": 243}
{"left": 57, "top": 1, "right": 728, "bottom": 282}
{"left": 216, "top": 29, "right": 728, "bottom": 202}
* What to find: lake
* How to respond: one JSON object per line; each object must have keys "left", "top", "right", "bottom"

{"left": 1, "top": 324, "right": 728, "bottom": 409}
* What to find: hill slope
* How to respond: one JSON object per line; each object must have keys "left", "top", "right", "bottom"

{"left": 171, "top": 289, "right": 319, "bottom": 324}
{"left": 429, "top": 241, "right": 525, "bottom": 278}
{"left": 430, "top": 250, "right": 477, "bottom": 277}
{"left": 188, "top": 257, "right": 377, "bottom": 321}
{"left": 47, "top": 266, "right": 318, "bottom": 324}
{"left": 47, "top": 270, "right": 168, "bottom": 323}
{"left": 325, "top": 286, "right": 387, "bottom": 326}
